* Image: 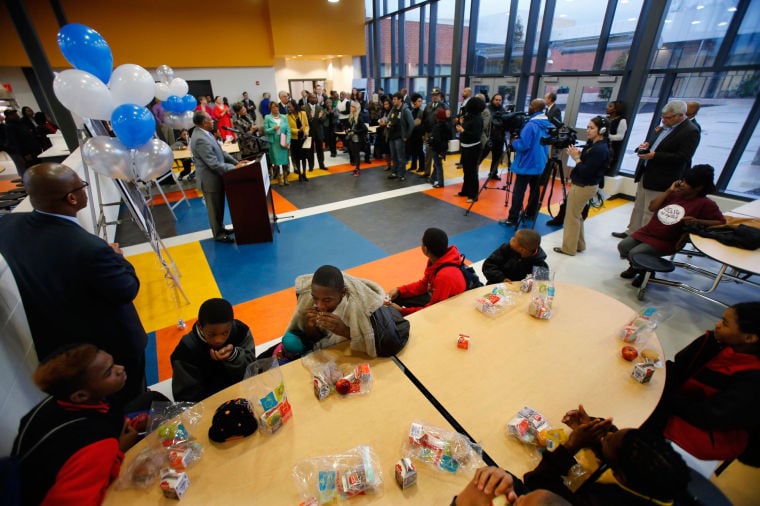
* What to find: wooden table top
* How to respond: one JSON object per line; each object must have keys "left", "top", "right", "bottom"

{"left": 104, "top": 344, "right": 476, "bottom": 504}
{"left": 396, "top": 282, "right": 665, "bottom": 478}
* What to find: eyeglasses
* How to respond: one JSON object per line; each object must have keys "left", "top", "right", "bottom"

{"left": 61, "top": 180, "right": 89, "bottom": 201}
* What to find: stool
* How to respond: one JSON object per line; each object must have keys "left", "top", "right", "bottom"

{"left": 630, "top": 253, "right": 675, "bottom": 300}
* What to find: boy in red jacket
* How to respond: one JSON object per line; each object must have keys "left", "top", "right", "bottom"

{"left": 12, "top": 344, "right": 139, "bottom": 505}
{"left": 386, "top": 227, "right": 468, "bottom": 316}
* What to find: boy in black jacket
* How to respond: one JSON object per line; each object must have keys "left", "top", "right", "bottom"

{"left": 171, "top": 298, "right": 256, "bottom": 402}
{"left": 482, "top": 229, "right": 548, "bottom": 284}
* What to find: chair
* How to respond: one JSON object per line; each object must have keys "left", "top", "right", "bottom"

{"left": 630, "top": 253, "right": 676, "bottom": 300}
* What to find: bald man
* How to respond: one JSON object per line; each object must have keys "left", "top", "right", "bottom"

{"left": 0, "top": 163, "right": 148, "bottom": 404}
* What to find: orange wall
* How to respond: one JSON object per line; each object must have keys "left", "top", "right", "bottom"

{"left": 0, "top": 0, "right": 365, "bottom": 68}
{"left": 266, "top": 0, "right": 366, "bottom": 57}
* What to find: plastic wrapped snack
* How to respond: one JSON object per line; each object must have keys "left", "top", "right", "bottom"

{"left": 474, "top": 284, "right": 515, "bottom": 317}
{"left": 506, "top": 406, "right": 551, "bottom": 446}
{"left": 621, "top": 307, "right": 666, "bottom": 346}
{"left": 114, "top": 446, "right": 168, "bottom": 489}
{"left": 245, "top": 357, "right": 293, "bottom": 434}
{"left": 402, "top": 421, "right": 483, "bottom": 473}
{"left": 302, "top": 352, "right": 344, "bottom": 400}
{"left": 528, "top": 268, "right": 554, "bottom": 319}
{"left": 293, "top": 445, "right": 384, "bottom": 504}
{"left": 147, "top": 402, "right": 203, "bottom": 445}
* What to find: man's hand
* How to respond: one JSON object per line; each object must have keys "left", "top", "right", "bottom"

{"left": 118, "top": 419, "right": 139, "bottom": 453}
{"left": 565, "top": 417, "right": 614, "bottom": 454}
{"left": 637, "top": 150, "right": 655, "bottom": 161}
{"left": 387, "top": 288, "right": 400, "bottom": 300}
{"left": 109, "top": 242, "right": 124, "bottom": 255}
{"left": 209, "top": 344, "right": 234, "bottom": 361}
{"left": 455, "top": 466, "right": 517, "bottom": 506}
{"left": 562, "top": 404, "right": 592, "bottom": 430}
{"left": 315, "top": 312, "right": 350, "bottom": 338}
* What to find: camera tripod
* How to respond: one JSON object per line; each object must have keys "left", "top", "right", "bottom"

{"left": 464, "top": 136, "right": 515, "bottom": 216}
{"left": 517, "top": 148, "right": 567, "bottom": 229}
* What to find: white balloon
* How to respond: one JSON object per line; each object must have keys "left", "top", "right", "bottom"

{"left": 180, "top": 110, "right": 195, "bottom": 130}
{"left": 156, "top": 64, "right": 174, "bottom": 85}
{"left": 134, "top": 138, "right": 173, "bottom": 181}
{"left": 81, "top": 136, "right": 133, "bottom": 181}
{"left": 155, "top": 82, "right": 171, "bottom": 101}
{"left": 53, "top": 69, "right": 114, "bottom": 120}
{"left": 109, "top": 64, "right": 155, "bottom": 107}
{"left": 168, "top": 77, "right": 188, "bottom": 97}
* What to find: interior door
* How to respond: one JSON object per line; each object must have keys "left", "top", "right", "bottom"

{"left": 539, "top": 76, "right": 620, "bottom": 143}
{"left": 470, "top": 77, "right": 519, "bottom": 111}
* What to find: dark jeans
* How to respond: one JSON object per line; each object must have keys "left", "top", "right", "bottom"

{"left": 508, "top": 173, "right": 541, "bottom": 220}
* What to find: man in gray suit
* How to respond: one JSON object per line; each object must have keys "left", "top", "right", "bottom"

{"left": 190, "top": 111, "right": 246, "bottom": 243}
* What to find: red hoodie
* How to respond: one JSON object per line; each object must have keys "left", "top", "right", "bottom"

{"left": 397, "top": 245, "right": 467, "bottom": 315}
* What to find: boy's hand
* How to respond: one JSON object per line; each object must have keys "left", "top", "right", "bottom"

{"left": 315, "top": 312, "right": 350, "bottom": 338}
{"left": 305, "top": 307, "right": 320, "bottom": 330}
{"left": 209, "top": 344, "right": 234, "bottom": 361}
{"left": 565, "top": 418, "right": 614, "bottom": 453}
{"left": 455, "top": 466, "right": 517, "bottom": 505}
{"left": 562, "top": 404, "right": 592, "bottom": 429}
{"left": 119, "top": 419, "right": 139, "bottom": 453}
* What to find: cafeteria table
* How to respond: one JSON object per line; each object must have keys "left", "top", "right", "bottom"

{"left": 396, "top": 281, "right": 665, "bottom": 478}
{"left": 103, "top": 345, "right": 478, "bottom": 504}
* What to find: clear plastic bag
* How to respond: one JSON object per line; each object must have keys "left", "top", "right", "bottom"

{"left": 302, "top": 352, "right": 372, "bottom": 399}
{"left": 620, "top": 306, "right": 670, "bottom": 348}
{"left": 528, "top": 267, "right": 555, "bottom": 319}
{"left": 402, "top": 421, "right": 483, "bottom": 473}
{"left": 114, "top": 446, "right": 168, "bottom": 489}
{"left": 474, "top": 283, "right": 516, "bottom": 317}
{"left": 292, "top": 445, "right": 384, "bottom": 504}
{"left": 146, "top": 401, "right": 203, "bottom": 448}
{"left": 245, "top": 357, "right": 293, "bottom": 434}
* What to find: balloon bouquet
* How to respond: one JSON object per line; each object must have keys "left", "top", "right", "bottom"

{"left": 52, "top": 23, "right": 197, "bottom": 183}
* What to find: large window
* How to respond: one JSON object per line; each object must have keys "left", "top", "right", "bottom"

{"left": 365, "top": 0, "right": 760, "bottom": 199}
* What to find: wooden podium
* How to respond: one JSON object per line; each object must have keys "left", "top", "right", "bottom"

{"left": 223, "top": 157, "right": 274, "bottom": 244}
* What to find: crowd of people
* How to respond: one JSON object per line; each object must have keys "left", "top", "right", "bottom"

{"left": 0, "top": 106, "right": 59, "bottom": 177}
{"left": 2, "top": 85, "right": 758, "bottom": 504}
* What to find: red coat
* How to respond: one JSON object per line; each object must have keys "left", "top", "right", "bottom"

{"left": 214, "top": 104, "right": 235, "bottom": 140}
{"left": 663, "top": 332, "right": 760, "bottom": 460}
{"left": 397, "top": 245, "right": 467, "bottom": 315}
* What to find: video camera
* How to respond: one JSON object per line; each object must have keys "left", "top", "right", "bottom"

{"left": 502, "top": 111, "right": 529, "bottom": 138}
{"left": 540, "top": 116, "right": 577, "bottom": 149}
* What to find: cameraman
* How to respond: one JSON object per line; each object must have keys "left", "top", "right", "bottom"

{"left": 483, "top": 95, "right": 507, "bottom": 180}
{"left": 500, "top": 99, "right": 552, "bottom": 226}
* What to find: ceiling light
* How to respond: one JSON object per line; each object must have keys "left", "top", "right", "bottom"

{"left": 718, "top": 21, "right": 728, "bottom": 26}
{"left": 328, "top": 0, "right": 339, "bottom": 3}
{"left": 728, "top": 7, "right": 737, "bottom": 11}
{"left": 696, "top": 5, "right": 704, "bottom": 9}
{"left": 691, "top": 20, "right": 701, "bottom": 24}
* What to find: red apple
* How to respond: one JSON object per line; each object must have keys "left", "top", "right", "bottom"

{"left": 335, "top": 379, "right": 351, "bottom": 395}
{"left": 621, "top": 346, "right": 639, "bottom": 361}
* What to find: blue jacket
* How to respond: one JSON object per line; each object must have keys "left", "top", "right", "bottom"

{"left": 511, "top": 112, "right": 552, "bottom": 175}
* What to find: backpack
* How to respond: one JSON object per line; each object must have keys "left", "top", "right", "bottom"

{"left": 434, "top": 260, "right": 484, "bottom": 291}
{"left": 370, "top": 305, "right": 410, "bottom": 357}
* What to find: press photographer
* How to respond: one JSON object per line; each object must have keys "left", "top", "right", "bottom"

{"left": 499, "top": 99, "right": 553, "bottom": 227}
{"left": 482, "top": 95, "right": 507, "bottom": 180}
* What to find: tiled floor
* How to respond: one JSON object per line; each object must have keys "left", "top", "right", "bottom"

{"left": 119, "top": 149, "right": 759, "bottom": 504}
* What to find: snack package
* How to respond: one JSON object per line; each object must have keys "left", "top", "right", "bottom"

{"left": 506, "top": 406, "right": 551, "bottom": 446}
{"left": 303, "top": 352, "right": 344, "bottom": 400}
{"left": 519, "top": 274, "right": 534, "bottom": 293}
{"left": 245, "top": 357, "right": 293, "bottom": 434}
{"left": 159, "top": 468, "right": 190, "bottom": 499}
{"left": 457, "top": 333, "right": 470, "bottom": 350}
{"left": 114, "top": 446, "right": 168, "bottom": 489}
{"left": 146, "top": 402, "right": 203, "bottom": 445}
{"left": 621, "top": 307, "right": 667, "bottom": 346}
{"left": 403, "top": 421, "right": 483, "bottom": 473}
{"left": 394, "top": 457, "right": 417, "bottom": 490}
{"left": 632, "top": 361, "right": 656, "bottom": 384}
{"left": 293, "top": 445, "right": 384, "bottom": 504}
{"left": 528, "top": 268, "right": 554, "bottom": 319}
{"left": 474, "top": 284, "right": 515, "bottom": 317}
{"left": 335, "top": 363, "right": 372, "bottom": 396}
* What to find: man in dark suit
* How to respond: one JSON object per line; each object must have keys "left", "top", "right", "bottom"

{"left": 544, "top": 92, "right": 562, "bottom": 123}
{"left": 0, "top": 163, "right": 148, "bottom": 404}
{"left": 241, "top": 91, "right": 257, "bottom": 122}
{"left": 190, "top": 111, "right": 245, "bottom": 243}
{"left": 303, "top": 93, "right": 327, "bottom": 171}
{"left": 612, "top": 100, "right": 700, "bottom": 238}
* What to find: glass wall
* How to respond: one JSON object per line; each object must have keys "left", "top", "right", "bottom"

{"left": 365, "top": 0, "right": 760, "bottom": 198}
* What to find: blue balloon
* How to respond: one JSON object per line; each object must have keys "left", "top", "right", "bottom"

{"left": 163, "top": 95, "right": 182, "bottom": 113}
{"left": 111, "top": 104, "right": 156, "bottom": 149}
{"left": 182, "top": 94, "right": 197, "bottom": 113}
{"left": 57, "top": 24, "right": 113, "bottom": 84}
